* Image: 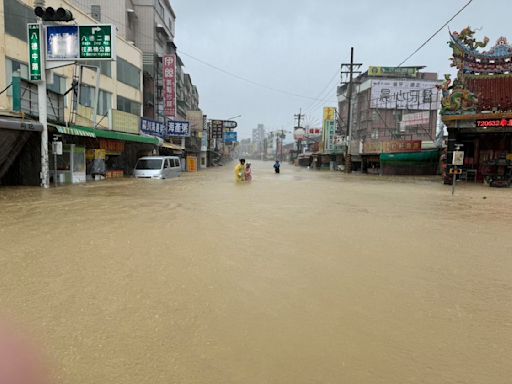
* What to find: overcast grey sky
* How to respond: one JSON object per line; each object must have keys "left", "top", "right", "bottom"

{"left": 172, "top": 0, "right": 506, "bottom": 139}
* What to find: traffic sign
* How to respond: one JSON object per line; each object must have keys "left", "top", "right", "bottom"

{"left": 453, "top": 151, "right": 464, "bottom": 166}
{"left": 27, "top": 24, "right": 42, "bottom": 81}
{"left": 224, "top": 131, "right": 237, "bottom": 144}
{"left": 45, "top": 24, "right": 115, "bottom": 61}
{"left": 79, "top": 25, "right": 114, "bottom": 60}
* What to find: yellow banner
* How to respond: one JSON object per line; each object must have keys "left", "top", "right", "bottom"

{"left": 323, "top": 107, "right": 336, "bottom": 121}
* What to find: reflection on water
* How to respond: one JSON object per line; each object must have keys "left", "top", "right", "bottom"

{"left": 1, "top": 161, "right": 511, "bottom": 384}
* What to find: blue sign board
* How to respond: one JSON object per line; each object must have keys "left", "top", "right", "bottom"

{"left": 141, "top": 118, "right": 166, "bottom": 139}
{"left": 46, "top": 25, "right": 79, "bottom": 60}
{"left": 167, "top": 120, "right": 190, "bottom": 137}
{"left": 224, "top": 131, "right": 238, "bottom": 143}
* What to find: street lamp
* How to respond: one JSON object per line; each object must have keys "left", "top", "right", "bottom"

{"left": 225, "top": 114, "right": 242, "bottom": 120}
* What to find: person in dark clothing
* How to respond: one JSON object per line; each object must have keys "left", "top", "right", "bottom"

{"left": 273, "top": 160, "right": 280, "bottom": 174}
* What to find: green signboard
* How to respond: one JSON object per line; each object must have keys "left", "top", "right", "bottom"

{"left": 79, "top": 25, "right": 113, "bottom": 60}
{"left": 368, "top": 66, "right": 418, "bottom": 78}
{"left": 27, "top": 24, "right": 42, "bottom": 81}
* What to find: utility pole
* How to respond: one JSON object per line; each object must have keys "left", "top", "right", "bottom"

{"left": 340, "top": 47, "right": 362, "bottom": 173}
{"left": 36, "top": 1, "right": 49, "bottom": 188}
{"left": 294, "top": 108, "right": 305, "bottom": 156}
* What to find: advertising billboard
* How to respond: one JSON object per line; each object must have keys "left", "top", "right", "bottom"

{"left": 363, "top": 140, "right": 422, "bottom": 154}
{"left": 167, "top": 120, "right": 190, "bottom": 137}
{"left": 400, "top": 111, "right": 431, "bottom": 130}
{"left": 322, "top": 107, "right": 336, "bottom": 152}
{"left": 368, "top": 66, "right": 418, "bottom": 78}
{"left": 141, "top": 118, "right": 166, "bottom": 139}
{"left": 163, "top": 54, "right": 176, "bottom": 118}
{"left": 370, "top": 80, "right": 440, "bottom": 110}
{"left": 210, "top": 120, "right": 224, "bottom": 139}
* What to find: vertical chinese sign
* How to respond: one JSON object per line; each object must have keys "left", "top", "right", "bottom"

{"left": 322, "top": 107, "right": 336, "bottom": 152}
{"left": 27, "top": 24, "right": 42, "bottom": 81}
{"left": 163, "top": 54, "right": 176, "bottom": 118}
{"left": 201, "top": 115, "right": 208, "bottom": 151}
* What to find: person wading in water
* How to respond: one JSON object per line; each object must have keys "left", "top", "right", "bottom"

{"left": 234, "top": 159, "right": 246, "bottom": 182}
{"left": 273, "top": 160, "right": 281, "bottom": 174}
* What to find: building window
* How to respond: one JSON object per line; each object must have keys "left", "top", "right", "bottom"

{"left": 79, "top": 84, "right": 93, "bottom": 107}
{"left": 83, "top": 61, "right": 112, "bottom": 77}
{"left": 91, "top": 5, "right": 101, "bottom": 22}
{"left": 4, "top": 0, "right": 36, "bottom": 41}
{"left": 5, "top": 58, "right": 29, "bottom": 95}
{"left": 79, "top": 85, "right": 111, "bottom": 116}
{"left": 117, "top": 95, "right": 141, "bottom": 116}
{"left": 98, "top": 90, "right": 112, "bottom": 116}
{"left": 116, "top": 57, "right": 141, "bottom": 89}
{"left": 47, "top": 74, "right": 66, "bottom": 94}
{"left": 6, "top": 58, "right": 29, "bottom": 81}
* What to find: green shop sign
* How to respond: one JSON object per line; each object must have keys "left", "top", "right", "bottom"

{"left": 27, "top": 23, "right": 42, "bottom": 81}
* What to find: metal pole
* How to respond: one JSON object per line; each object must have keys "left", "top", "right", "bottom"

{"left": 345, "top": 47, "right": 355, "bottom": 174}
{"left": 280, "top": 133, "right": 283, "bottom": 161}
{"left": 38, "top": 18, "right": 49, "bottom": 188}
{"left": 53, "top": 143, "right": 57, "bottom": 187}
{"left": 452, "top": 166, "right": 456, "bottom": 195}
{"left": 93, "top": 66, "right": 100, "bottom": 126}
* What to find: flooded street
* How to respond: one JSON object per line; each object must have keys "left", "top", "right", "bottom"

{"left": 1, "top": 162, "right": 511, "bottom": 384}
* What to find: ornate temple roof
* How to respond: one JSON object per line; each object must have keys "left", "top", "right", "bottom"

{"left": 440, "top": 28, "right": 512, "bottom": 116}
{"left": 450, "top": 30, "right": 512, "bottom": 75}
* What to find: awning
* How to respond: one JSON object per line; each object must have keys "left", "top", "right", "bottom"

{"left": 72, "top": 126, "right": 160, "bottom": 145}
{"left": 56, "top": 126, "right": 96, "bottom": 138}
{"left": 160, "top": 142, "right": 183, "bottom": 150}
{"left": 0, "top": 115, "right": 42, "bottom": 132}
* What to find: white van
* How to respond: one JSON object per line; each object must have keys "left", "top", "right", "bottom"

{"left": 133, "top": 156, "right": 181, "bottom": 179}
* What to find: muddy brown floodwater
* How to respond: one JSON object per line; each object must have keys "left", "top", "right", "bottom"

{"left": 1, "top": 161, "right": 512, "bottom": 384}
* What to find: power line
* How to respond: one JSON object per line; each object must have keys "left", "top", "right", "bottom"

{"left": 178, "top": 50, "right": 337, "bottom": 103}
{"left": 302, "top": 70, "right": 340, "bottom": 116}
{"left": 397, "top": 0, "right": 474, "bottom": 67}
{"left": 82, "top": 5, "right": 340, "bottom": 104}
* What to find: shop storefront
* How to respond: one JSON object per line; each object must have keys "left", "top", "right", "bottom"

{"left": 0, "top": 115, "right": 42, "bottom": 186}
{"left": 441, "top": 28, "right": 512, "bottom": 186}
{"left": 444, "top": 115, "right": 512, "bottom": 184}
{"left": 49, "top": 124, "right": 159, "bottom": 183}
{"left": 361, "top": 140, "right": 439, "bottom": 175}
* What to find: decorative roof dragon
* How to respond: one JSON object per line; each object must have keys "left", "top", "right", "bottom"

{"left": 439, "top": 27, "right": 512, "bottom": 116}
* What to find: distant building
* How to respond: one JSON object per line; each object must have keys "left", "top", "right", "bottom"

{"left": 251, "top": 124, "right": 265, "bottom": 157}
{"left": 337, "top": 66, "right": 441, "bottom": 174}
{"left": 239, "top": 138, "right": 252, "bottom": 157}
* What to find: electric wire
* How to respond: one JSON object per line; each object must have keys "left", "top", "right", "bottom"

{"left": 397, "top": 0, "right": 474, "bottom": 67}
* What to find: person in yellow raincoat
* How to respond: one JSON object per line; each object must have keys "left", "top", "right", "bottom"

{"left": 234, "top": 159, "right": 246, "bottom": 182}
